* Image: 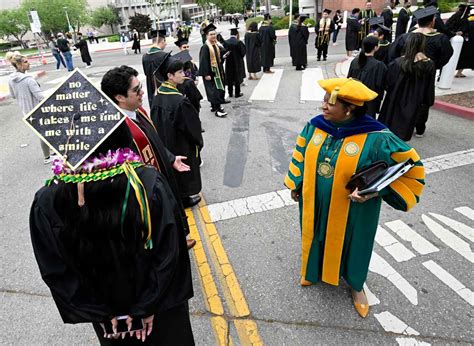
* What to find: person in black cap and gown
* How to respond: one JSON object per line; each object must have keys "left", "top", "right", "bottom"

{"left": 198, "top": 23, "right": 229, "bottom": 118}
{"left": 380, "top": 0, "right": 399, "bottom": 42}
{"left": 389, "top": 6, "right": 453, "bottom": 137}
{"left": 288, "top": 14, "right": 300, "bottom": 66}
{"left": 259, "top": 13, "right": 277, "bottom": 73}
{"left": 151, "top": 53, "right": 204, "bottom": 208}
{"left": 359, "top": 1, "right": 377, "bottom": 39}
{"left": 224, "top": 27, "right": 246, "bottom": 97}
{"left": 292, "top": 14, "right": 309, "bottom": 70}
{"left": 244, "top": 22, "right": 262, "bottom": 80}
{"left": 346, "top": 8, "right": 363, "bottom": 58}
{"left": 396, "top": 1, "right": 412, "bottom": 38}
{"left": 142, "top": 29, "right": 168, "bottom": 108}
{"left": 315, "top": 9, "right": 335, "bottom": 61}
{"left": 374, "top": 23, "right": 392, "bottom": 65}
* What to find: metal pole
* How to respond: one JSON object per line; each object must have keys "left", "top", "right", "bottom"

{"left": 438, "top": 35, "right": 464, "bottom": 89}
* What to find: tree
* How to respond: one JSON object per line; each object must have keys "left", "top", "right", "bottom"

{"left": 0, "top": 8, "right": 30, "bottom": 48}
{"left": 196, "top": 0, "right": 213, "bottom": 19}
{"left": 128, "top": 13, "right": 152, "bottom": 34}
{"left": 217, "top": 0, "right": 245, "bottom": 14}
{"left": 89, "top": 6, "right": 121, "bottom": 33}
{"left": 20, "top": 0, "right": 88, "bottom": 34}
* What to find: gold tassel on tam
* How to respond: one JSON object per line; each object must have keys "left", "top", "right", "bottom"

{"left": 329, "top": 87, "right": 340, "bottom": 105}
{"left": 77, "top": 182, "right": 85, "bottom": 207}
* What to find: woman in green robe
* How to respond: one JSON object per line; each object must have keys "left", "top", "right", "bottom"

{"left": 284, "top": 78, "right": 425, "bottom": 318}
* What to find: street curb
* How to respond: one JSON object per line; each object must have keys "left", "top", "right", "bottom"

{"left": 433, "top": 99, "right": 474, "bottom": 120}
{"left": 0, "top": 70, "right": 45, "bottom": 102}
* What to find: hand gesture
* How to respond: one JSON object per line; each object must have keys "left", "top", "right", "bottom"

{"left": 173, "top": 156, "right": 191, "bottom": 172}
{"left": 135, "top": 315, "right": 154, "bottom": 342}
{"left": 205, "top": 75, "right": 212, "bottom": 80}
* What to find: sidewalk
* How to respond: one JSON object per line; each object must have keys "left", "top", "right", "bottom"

{"left": 335, "top": 58, "right": 474, "bottom": 119}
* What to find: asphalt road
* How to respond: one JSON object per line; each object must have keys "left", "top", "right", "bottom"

{"left": 1, "top": 24, "right": 473, "bottom": 345}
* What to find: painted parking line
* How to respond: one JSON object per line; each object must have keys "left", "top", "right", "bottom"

{"left": 422, "top": 260, "right": 473, "bottom": 306}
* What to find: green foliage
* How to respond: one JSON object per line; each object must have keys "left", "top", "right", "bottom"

{"left": 217, "top": 0, "right": 244, "bottom": 14}
{"left": 273, "top": 16, "right": 289, "bottom": 30}
{"left": 245, "top": 16, "right": 263, "bottom": 29}
{"left": 89, "top": 6, "right": 121, "bottom": 33}
{"left": 438, "top": 0, "right": 457, "bottom": 13}
{"left": 128, "top": 13, "right": 152, "bottom": 34}
{"left": 304, "top": 18, "right": 316, "bottom": 27}
{"left": 20, "top": 0, "right": 88, "bottom": 34}
{"left": 0, "top": 8, "right": 30, "bottom": 46}
{"left": 284, "top": 0, "right": 299, "bottom": 14}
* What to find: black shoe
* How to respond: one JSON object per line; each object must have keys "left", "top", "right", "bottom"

{"left": 317, "top": 58, "right": 321, "bottom": 61}
{"left": 223, "top": 100, "right": 231, "bottom": 104}
{"left": 211, "top": 107, "right": 216, "bottom": 112}
{"left": 182, "top": 195, "right": 201, "bottom": 208}
{"left": 215, "top": 109, "right": 227, "bottom": 117}
{"left": 235, "top": 93, "right": 243, "bottom": 98}
{"left": 228, "top": 94, "right": 233, "bottom": 98}
{"left": 201, "top": 128, "right": 205, "bottom": 133}
{"left": 323, "top": 57, "right": 327, "bottom": 61}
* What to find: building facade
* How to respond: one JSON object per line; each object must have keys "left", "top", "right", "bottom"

{"left": 181, "top": 1, "right": 220, "bottom": 23}
{"left": 299, "top": 0, "right": 395, "bottom": 19}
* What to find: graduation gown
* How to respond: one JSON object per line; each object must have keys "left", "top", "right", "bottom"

{"left": 74, "top": 39, "right": 92, "bottom": 64}
{"left": 288, "top": 23, "right": 297, "bottom": 65}
{"left": 374, "top": 40, "right": 390, "bottom": 65}
{"left": 151, "top": 82, "right": 203, "bottom": 197}
{"left": 395, "top": 8, "right": 411, "bottom": 38}
{"left": 132, "top": 32, "right": 141, "bottom": 50}
{"left": 457, "top": 17, "right": 474, "bottom": 69}
{"left": 259, "top": 23, "right": 277, "bottom": 68}
{"left": 224, "top": 36, "right": 246, "bottom": 85}
{"left": 379, "top": 57, "right": 436, "bottom": 141}
{"left": 347, "top": 56, "right": 387, "bottom": 116}
{"left": 198, "top": 43, "right": 226, "bottom": 106}
{"left": 284, "top": 115, "right": 425, "bottom": 291}
{"left": 345, "top": 17, "right": 362, "bottom": 51}
{"left": 380, "top": 8, "right": 394, "bottom": 42}
{"left": 389, "top": 31, "right": 453, "bottom": 69}
{"left": 177, "top": 78, "right": 203, "bottom": 112}
{"left": 244, "top": 32, "right": 262, "bottom": 73}
{"left": 292, "top": 25, "right": 309, "bottom": 66}
{"left": 142, "top": 47, "right": 168, "bottom": 107}
{"left": 358, "top": 9, "right": 377, "bottom": 37}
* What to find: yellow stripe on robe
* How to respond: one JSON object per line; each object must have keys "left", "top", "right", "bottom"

{"left": 390, "top": 179, "right": 417, "bottom": 211}
{"left": 321, "top": 133, "right": 367, "bottom": 286}
{"left": 289, "top": 162, "right": 301, "bottom": 177}
{"left": 292, "top": 149, "right": 304, "bottom": 163}
{"left": 301, "top": 129, "right": 327, "bottom": 278}
{"left": 391, "top": 148, "right": 421, "bottom": 163}
{"left": 284, "top": 175, "right": 296, "bottom": 190}
{"left": 296, "top": 135, "right": 306, "bottom": 148}
{"left": 398, "top": 176, "right": 424, "bottom": 197}
{"left": 402, "top": 165, "right": 425, "bottom": 180}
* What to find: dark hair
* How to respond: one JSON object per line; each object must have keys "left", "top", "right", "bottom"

{"left": 293, "top": 14, "right": 300, "bottom": 20}
{"left": 375, "top": 27, "right": 385, "bottom": 39}
{"left": 358, "top": 36, "right": 379, "bottom": 68}
{"left": 418, "top": 14, "right": 435, "bottom": 27}
{"left": 101, "top": 65, "right": 138, "bottom": 104}
{"left": 352, "top": 8, "right": 360, "bottom": 15}
{"left": 400, "top": 33, "right": 426, "bottom": 75}
{"left": 339, "top": 99, "right": 367, "bottom": 118}
{"left": 166, "top": 60, "right": 184, "bottom": 76}
{"left": 336, "top": 10, "right": 341, "bottom": 13}
{"left": 248, "top": 22, "right": 258, "bottom": 32}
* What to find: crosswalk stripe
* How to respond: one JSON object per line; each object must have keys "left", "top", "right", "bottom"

{"left": 396, "top": 338, "right": 431, "bottom": 346}
{"left": 454, "top": 206, "right": 474, "bottom": 221}
{"left": 300, "top": 67, "right": 325, "bottom": 102}
{"left": 423, "top": 149, "right": 474, "bottom": 174}
{"left": 249, "top": 69, "right": 283, "bottom": 101}
{"left": 363, "top": 283, "right": 380, "bottom": 306}
{"left": 374, "top": 311, "right": 420, "bottom": 335}
{"left": 423, "top": 260, "right": 473, "bottom": 306}
{"left": 369, "top": 251, "right": 418, "bottom": 305}
{"left": 422, "top": 214, "right": 474, "bottom": 263}
{"left": 385, "top": 220, "right": 439, "bottom": 255}
{"left": 45, "top": 76, "right": 67, "bottom": 85}
{"left": 429, "top": 212, "right": 474, "bottom": 242}
{"left": 375, "top": 226, "right": 416, "bottom": 262}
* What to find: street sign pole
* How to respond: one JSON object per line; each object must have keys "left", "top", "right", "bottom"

{"left": 28, "top": 10, "right": 46, "bottom": 65}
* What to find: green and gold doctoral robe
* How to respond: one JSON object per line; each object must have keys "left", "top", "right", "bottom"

{"left": 284, "top": 115, "right": 425, "bottom": 291}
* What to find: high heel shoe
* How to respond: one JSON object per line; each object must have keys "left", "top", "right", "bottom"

{"left": 300, "top": 277, "right": 313, "bottom": 286}
{"left": 352, "top": 289, "right": 369, "bottom": 318}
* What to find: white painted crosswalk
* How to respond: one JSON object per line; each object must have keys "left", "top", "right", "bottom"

{"left": 249, "top": 69, "right": 284, "bottom": 102}
{"left": 384, "top": 220, "right": 439, "bottom": 255}
{"left": 300, "top": 68, "right": 325, "bottom": 102}
{"left": 455, "top": 206, "right": 474, "bottom": 221}
{"left": 375, "top": 226, "right": 416, "bottom": 262}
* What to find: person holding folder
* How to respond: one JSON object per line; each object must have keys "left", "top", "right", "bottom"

{"left": 284, "top": 78, "right": 425, "bottom": 319}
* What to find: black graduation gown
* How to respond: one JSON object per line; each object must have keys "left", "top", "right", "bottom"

{"left": 132, "top": 33, "right": 141, "bottom": 50}
{"left": 380, "top": 8, "right": 394, "bottom": 42}
{"left": 177, "top": 78, "right": 203, "bottom": 112}
{"left": 259, "top": 24, "right": 276, "bottom": 68}
{"left": 30, "top": 168, "right": 194, "bottom": 345}
{"left": 457, "top": 18, "right": 474, "bottom": 69}
{"left": 244, "top": 32, "right": 262, "bottom": 72}
{"left": 315, "top": 19, "right": 334, "bottom": 47}
{"left": 142, "top": 48, "right": 168, "bottom": 107}
{"left": 346, "top": 17, "right": 362, "bottom": 51}
{"left": 375, "top": 40, "right": 390, "bottom": 65}
{"left": 358, "top": 9, "right": 377, "bottom": 37}
{"left": 396, "top": 8, "right": 410, "bottom": 38}
{"left": 74, "top": 39, "right": 92, "bottom": 64}
{"left": 348, "top": 56, "right": 387, "bottom": 116}
{"left": 288, "top": 23, "right": 297, "bottom": 65}
{"left": 151, "top": 88, "right": 203, "bottom": 197}
{"left": 198, "top": 44, "right": 226, "bottom": 106}
{"left": 224, "top": 36, "right": 246, "bottom": 85}
{"left": 379, "top": 57, "right": 435, "bottom": 141}
{"left": 389, "top": 31, "right": 453, "bottom": 69}
{"left": 292, "top": 25, "right": 309, "bottom": 66}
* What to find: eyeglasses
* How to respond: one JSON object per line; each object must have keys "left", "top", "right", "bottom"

{"left": 131, "top": 82, "right": 142, "bottom": 95}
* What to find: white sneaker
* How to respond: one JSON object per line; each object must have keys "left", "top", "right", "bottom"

{"left": 215, "top": 109, "right": 227, "bottom": 117}
{"left": 85, "top": 65, "right": 92, "bottom": 69}
{"left": 414, "top": 133, "right": 424, "bottom": 138}
{"left": 43, "top": 156, "right": 53, "bottom": 164}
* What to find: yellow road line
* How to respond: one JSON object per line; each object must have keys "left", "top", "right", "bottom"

{"left": 234, "top": 319, "right": 264, "bottom": 346}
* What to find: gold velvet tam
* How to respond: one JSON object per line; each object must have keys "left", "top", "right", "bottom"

{"left": 318, "top": 78, "right": 378, "bottom": 106}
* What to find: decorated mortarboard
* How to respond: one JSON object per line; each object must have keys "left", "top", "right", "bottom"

{"left": 369, "top": 16, "right": 385, "bottom": 26}
{"left": 202, "top": 23, "right": 217, "bottom": 34}
{"left": 174, "top": 37, "right": 189, "bottom": 47}
{"left": 173, "top": 50, "right": 192, "bottom": 64}
{"left": 413, "top": 6, "right": 438, "bottom": 20}
{"left": 229, "top": 27, "right": 239, "bottom": 35}
{"left": 318, "top": 78, "right": 378, "bottom": 106}
{"left": 23, "top": 69, "right": 126, "bottom": 170}
{"left": 323, "top": 9, "right": 332, "bottom": 14}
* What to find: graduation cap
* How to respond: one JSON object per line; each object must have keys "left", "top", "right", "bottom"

{"left": 23, "top": 69, "right": 126, "bottom": 170}
{"left": 174, "top": 37, "right": 189, "bottom": 47}
{"left": 300, "top": 13, "right": 309, "bottom": 20}
{"left": 413, "top": 6, "right": 438, "bottom": 20}
{"left": 150, "top": 29, "right": 167, "bottom": 39}
{"left": 173, "top": 50, "right": 192, "bottom": 64}
{"left": 202, "top": 23, "right": 217, "bottom": 35}
{"left": 230, "top": 27, "right": 239, "bottom": 35}
{"left": 153, "top": 51, "right": 179, "bottom": 81}
{"left": 369, "top": 16, "right": 384, "bottom": 26}
{"left": 376, "top": 23, "right": 392, "bottom": 33}
{"left": 263, "top": 13, "right": 271, "bottom": 20}
{"left": 323, "top": 9, "right": 332, "bottom": 14}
